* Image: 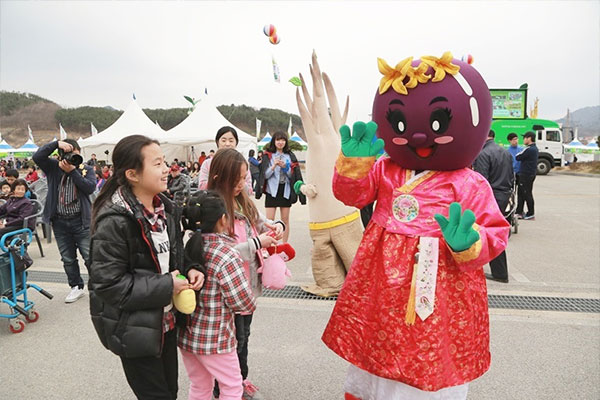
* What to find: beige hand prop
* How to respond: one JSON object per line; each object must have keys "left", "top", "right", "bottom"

{"left": 295, "top": 51, "right": 358, "bottom": 223}
{"left": 295, "top": 51, "right": 364, "bottom": 298}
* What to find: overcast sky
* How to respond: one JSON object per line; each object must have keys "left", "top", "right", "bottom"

{"left": 1, "top": 0, "right": 598, "bottom": 124}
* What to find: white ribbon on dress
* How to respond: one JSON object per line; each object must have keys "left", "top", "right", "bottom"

{"left": 415, "top": 236, "right": 439, "bottom": 321}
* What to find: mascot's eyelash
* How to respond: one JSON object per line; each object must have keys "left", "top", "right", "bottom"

{"left": 385, "top": 109, "right": 403, "bottom": 121}
{"left": 386, "top": 108, "right": 452, "bottom": 121}
{"left": 442, "top": 107, "right": 453, "bottom": 120}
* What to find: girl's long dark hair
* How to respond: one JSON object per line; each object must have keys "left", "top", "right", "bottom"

{"left": 265, "top": 131, "right": 290, "bottom": 153}
{"left": 207, "top": 148, "right": 258, "bottom": 235}
{"left": 91, "top": 135, "right": 160, "bottom": 233}
{"left": 182, "top": 190, "right": 227, "bottom": 273}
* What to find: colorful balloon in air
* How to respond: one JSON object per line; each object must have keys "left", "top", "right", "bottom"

{"left": 263, "top": 24, "right": 280, "bottom": 45}
{"left": 269, "top": 34, "right": 280, "bottom": 45}
{"left": 461, "top": 54, "right": 474, "bottom": 64}
{"left": 263, "top": 24, "right": 276, "bottom": 37}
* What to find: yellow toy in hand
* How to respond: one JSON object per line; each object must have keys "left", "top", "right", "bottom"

{"left": 173, "top": 274, "right": 196, "bottom": 314}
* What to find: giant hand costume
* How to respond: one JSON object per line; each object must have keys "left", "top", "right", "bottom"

{"left": 294, "top": 52, "right": 364, "bottom": 297}
{"left": 322, "top": 52, "right": 510, "bottom": 399}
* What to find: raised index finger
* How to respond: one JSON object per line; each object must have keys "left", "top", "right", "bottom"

{"left": 365, "top": 121, "right": 378, "bottom": 141}
{"left": 448, "top": 202, "right": 462, "bottom": 227}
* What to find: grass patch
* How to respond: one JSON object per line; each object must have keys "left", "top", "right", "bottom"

{"left": 556, "top": 161, "right": 600, "bottom": 174}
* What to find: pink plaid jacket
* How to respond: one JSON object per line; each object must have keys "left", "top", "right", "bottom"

{"left": 177, "top": 233, "right": 256, "bottom": 354}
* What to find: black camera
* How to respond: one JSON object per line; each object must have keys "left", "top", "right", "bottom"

{"left": 58, "top": 149, "right": 83, "bottom": 167}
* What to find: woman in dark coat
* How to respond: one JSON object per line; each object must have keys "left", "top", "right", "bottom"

{"left": 0, "top": 179, "right": 34, "bottom": 241}
{"left": 88, "top": 135, "right": 204, "bottom": 400}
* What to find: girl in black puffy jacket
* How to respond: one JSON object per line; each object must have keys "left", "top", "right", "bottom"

{"left": 88, "top": 135, "right": 204, "bottom": 400}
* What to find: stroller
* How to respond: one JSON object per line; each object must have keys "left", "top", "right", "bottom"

{"left": 0, "top": 229, "right": 53, "bottom": 333}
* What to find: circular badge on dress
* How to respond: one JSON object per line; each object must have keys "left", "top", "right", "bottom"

{"left": 392, "top": 194, "right": 419, "bottom": 222}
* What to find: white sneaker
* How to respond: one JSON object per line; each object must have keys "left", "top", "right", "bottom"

{"left": 65, "top": 286, "right": 85, "bottom": 303}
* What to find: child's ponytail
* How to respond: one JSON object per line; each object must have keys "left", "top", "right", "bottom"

{"left": 182, "top": 190, "right": 227, "bottom": 275}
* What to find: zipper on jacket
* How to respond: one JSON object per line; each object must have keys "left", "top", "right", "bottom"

{"left": 137, "top": 220, "right": 162, "bottom": 274}
{"left": 136, "top": 219, "right": 166, "bottom": 353}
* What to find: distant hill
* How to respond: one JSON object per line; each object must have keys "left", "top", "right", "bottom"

{"left": 217, "top": 104, "right": 302, "bottom": 139}
{"left": 0, "top": 91, "right": 305, "bottom": 148}
{"left": 0, "top": 92, "right": 61, "bottom": 147}
{"left": 0, "top": 91, "right": 56, "bottom": 116}
{"left": 555, "top": 105, "right": 600, "bottom": 139}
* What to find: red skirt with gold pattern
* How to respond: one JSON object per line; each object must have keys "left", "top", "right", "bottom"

{"left": 322, "top": 222, "right": 491, "bottom": 392}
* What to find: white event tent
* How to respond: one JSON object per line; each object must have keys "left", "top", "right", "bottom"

{"left": 290, "top": 132, "right": 308, "bottom": 149}
{"left": 0, "top": 133, "right": 15, "bottom": 157}
{"left": 564, "top": 140, "right": 587, "bottom": 154}
{"left": 10, "top": 137, "right": 38, "bottom": 157}
{"left": 80, "top": 99, "right": 171, "bottom": 162}
{"left": 165, "top": 96, "right": 256, "bottom": 160}
{"left": 257, "top": 132, "right": 272, "bottom": 150}
{"left": 80, "top": 96, "right": 258, "bottom": 164}
{"left": 289, "top": 131, "right": 308, "bottom": 162}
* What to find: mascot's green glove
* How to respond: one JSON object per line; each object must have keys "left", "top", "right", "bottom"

{"left": 340, "top": 121, "right": 385, "bottom": 158}
{"left": 434, "top": 202, "right": 480, "bottom": 252}
{"left": 293, "top": 180, "right": 304, "bottom": 195}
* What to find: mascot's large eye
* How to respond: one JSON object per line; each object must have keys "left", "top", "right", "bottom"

{"left": 429, "top": 108, "right": 452, "bottom": 134}
{"left": 386, "top": 109, "right": 407, "bottom": 135}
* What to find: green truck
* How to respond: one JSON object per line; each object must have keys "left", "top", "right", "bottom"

{"left": 490, "top": 87, "right": 563, "bottom": 175}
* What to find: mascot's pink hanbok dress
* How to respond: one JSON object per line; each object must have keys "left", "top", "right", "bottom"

{"left": 321, "top": 52, "right": 510, "bottom": 400}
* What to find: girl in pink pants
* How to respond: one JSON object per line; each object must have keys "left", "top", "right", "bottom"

{"left": 181, "top": 351, "right": 244, "bottom": 400}
{"left": 177, "top": 191, "right": 256, "bottom": 400}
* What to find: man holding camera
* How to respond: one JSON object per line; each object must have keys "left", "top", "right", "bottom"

{"left": 33, "top": 139, "right": 96, "bottom": 303}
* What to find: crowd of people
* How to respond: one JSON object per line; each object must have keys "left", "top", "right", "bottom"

{"left": 0, "top": 123, "right": 539, "bottom": 399}
{"left": 82, "top": 130, "right": 301, "bottom": 400}
{"left": 0, "top": 157, "right": 31, "bottom": 172}
{"left": 0, "top": 127, "right": 306, "bottom": 400}
{"left": 161, "top": 127, "right": 305, "bottom": 244}
{"left": 472, "top": 129, "right": 539, "bottom": 283}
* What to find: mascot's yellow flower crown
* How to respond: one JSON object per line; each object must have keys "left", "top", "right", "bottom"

{"left": 378, "top": 51, "right": 460, "bottom": 95}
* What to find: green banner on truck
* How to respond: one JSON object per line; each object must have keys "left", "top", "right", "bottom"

{"left": 490, "top": 89, "right": 527, "bottom": 119}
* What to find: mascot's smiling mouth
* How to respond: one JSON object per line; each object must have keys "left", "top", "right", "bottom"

{"left": 411, "top": 145, "right": 436, "bottom": 158}
{"left": 391, "top": 137, "right": 438, "bottom": 158}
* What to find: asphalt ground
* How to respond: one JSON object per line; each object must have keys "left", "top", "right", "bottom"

{"left": 1, "top": 172, "right": 598, "bottom": 399}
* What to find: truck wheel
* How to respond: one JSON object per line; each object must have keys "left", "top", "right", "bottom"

{"left": 537, "top": 159, "right": 552, "bottom": 175}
